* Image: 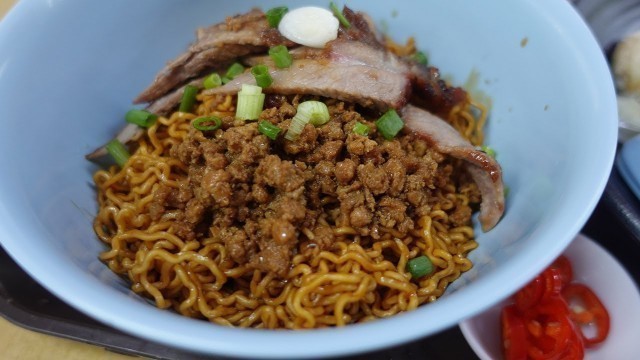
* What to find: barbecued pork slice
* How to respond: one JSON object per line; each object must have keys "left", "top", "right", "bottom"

{"left": 401, "top": 105, "right": 504, "bottom": 231}
{"left": 206, "top": 60, "right": 410, "bottom": 111}
{"left": 208, "top": 40, "right": 412, "bottom": 111}
{"left": 410, "top": 66, "right": 468, "bottom": 119}
{"left": 134, "top": 9, "right": 293, "bottom": 104}
{"left": 339, "top": 6, "right": 382, "bottom": 49}
{"left": 146, "top": 77, "right": 204, "bottom": 115}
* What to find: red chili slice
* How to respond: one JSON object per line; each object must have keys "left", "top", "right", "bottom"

{"left": 541, "top": 267, "right": 564, "bottom": 301}
{"left": 501, "top": 256, "right": 610, "bottom": 360}
{"left": 549, "top": 255, "right": 573, "bottom": 289}
{"left": 524, "top": 296, "right": 574, "bottom": 360}
{"left": 514, "top": 266, "right": 563, "bottom": 313}
{"left": 502, "top": 305, "right": 529, "bottom": 360}
{"left": 558, "top": 328, "right": 585, "bottom": 360}
{"left": 515, "top": 275, "right": 545, "bottom": 312}
{"left": 561, "top": 283, "right": 610, "bottom": 348}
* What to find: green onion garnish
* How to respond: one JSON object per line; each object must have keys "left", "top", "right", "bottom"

{"left": 268, "top": 45, "right": 293, "bottom": 69}
{"left": 411, "top": 51, "right": 428, "bottom": 66}
{"left": 285, "top": 101, "right": 330, "bottom": 141}
{"left": 329, "top": 2, "right": 351, "bottom": 28}
{"left": 192, "top": 116, "right": 222, "bottom": 131}
{"left": 407, "top": 255, "right": 434, "bottom": 279}
{"left": 225, "top": 62, "right": 245, "bottom": 80}
{"left": 221, "top": 75, "right": 232, "bottom": 84}
{"left": 481, "top": 145, "right": 497, "bottom": 158}
{"left": 353, "top": 121, "right": 370, "bottom": 136}
{"left": 105, "top": 139, "right": 130, "bottom": 167}
{"left": 125, "top": 109, "right": 157, "bottom": 128}
{"left": 251, "top": 65, "right": 273, "bottom": 88}
{"left": 258, "top": 120, "right": 282, "bottom": 140}
{"left": 236, "top": 84, "right": 265, "bottom": 120}
{"left": 239, "top": 83, "right": 263, "bottom": 95}
{"left": 179, "top": 85, "right": 199, "bottom": 113}
{"left": 266, "top": 6, "right": 288, "bottom": 28}
{"left": 203, "top": 73, "right": 222, "bottom": 89}
{"left": 375, "top": 109, "right": 404, "bottom": 140}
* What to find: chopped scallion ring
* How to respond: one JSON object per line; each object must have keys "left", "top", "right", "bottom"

{"left": 203, "top": 73, "right": 222, "bottom": 89}
{"left": 192, "top": 116, "right": 222, "bottom": 131}
{"left": 125, "top": 109, "right": 157, "bottom": 128}
{"left": 251, "top": 65, "right": 273, "bottom": 88}
{"left": 226, "top": 62, "right": 244, "bottom": 78}
{"left": 407, "top": 255, "right": 434, "bottom": 279}
{"left": 266, "top": 6, "right": 288, "bottom": 28}
{"left": 285, "top": 101, "right": 330, "bottom": 140}
{"left": 179, "top": 85, "right": 199, "bottom": 113}
{"left": 353, "top": 121, "right": 370, "bottom": 136}
{"left": 105, "top": 139, "right": 130, "bottom": 167}
{"left": 268, "top": 45, "right": 293, "bottom": 68}
{"left": 239, "top": 83, "right": 263, "bottom": 95}
{"left": 236, "top": 84, "right": 265, "bottom": 120}
{"left": 305, "top": 101, "right": 331, "bottom": 126}
{"left": 222, "top": 62, "right": 245, "bottom": 84}
{"left": 375, "top": 109, "right": 404, "bottom": 140}
{"left": 258, "top": 120, "right": 282, "bottom": 140}
{"left": 411, "top": 51, "right": 428, "bottom": 66}
{"left": 329, "top": 2, "right": 351, "bottom": 28}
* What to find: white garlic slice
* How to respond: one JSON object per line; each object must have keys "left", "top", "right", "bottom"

{"left": 278, "top": 7, "right": 339, "bottom": 48}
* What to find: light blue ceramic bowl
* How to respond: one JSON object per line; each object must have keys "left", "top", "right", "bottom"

{"left": 0, "top": 0, "right": 617, "bottom": 358}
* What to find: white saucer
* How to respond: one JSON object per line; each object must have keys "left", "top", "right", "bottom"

{"left": 459, "top": 233, "right": 640, "bottom": 360}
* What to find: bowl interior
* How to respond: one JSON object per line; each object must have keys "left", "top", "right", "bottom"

{"left": 0, "top": 0, "right": 617, "bottom": 358}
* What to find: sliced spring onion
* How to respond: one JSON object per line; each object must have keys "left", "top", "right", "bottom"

{"left": 375, "top": 109, "right": 404, "bottom": 140}
{"left": 285, "top": 101, "right": 330, "bottom": 140}
{"left": 226, "top": 62, "right": 244, "bottom": 78}
{"left": 236, "top": 84, "right": 265, "bottom": 120}
{"left": 329, "top": 2, "right": 351, "bottom": 28}
{"left": 251, "top": 65, "right": 273, "bottom": 88}
{"left": 266, "top": 6, "right": 288, "bottom": 28}
{"left": 407, "top": 255, "right": 434, "bottom": 279}
{"left": 105, "top": 139, "right": 130, "bottom": 167}
{"left": 222, "top": 62, "right": 245, "bottom": 84}
{"left": 305, "top": 101, "right": 331, "bottom": 126}
{"left": 125, "top": 109, "right": 157, "bottom": 128}
{"left": 258, "top": 120, "right": 282, "bottom": 140}
{"left": 481, "top": 145, "right": 497, "bottom": 158}
{"left": 239, "top": 83, "right": 263, "bottom": 95}
{"left": 353, "top": 121, "right": 370, "bottom": 136}
{"left": 411, "top": 51, "right": 428, "bottom": 66}
{"left": 192, "top": 116, "right": 222, "bottom": 131}
{"left": 268, "top": 45, "right": 293, "bottom": 68}
{"left": 179, "top": 85, "right": 199, "bottom": 113}
{"left": 203, "top": 73, "right": 222, "bottom": 89}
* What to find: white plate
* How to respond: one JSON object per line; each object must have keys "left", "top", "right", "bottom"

{"left": 459, "top": 233, "right": 640, "bottom": 360}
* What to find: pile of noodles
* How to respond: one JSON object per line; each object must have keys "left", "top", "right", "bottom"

{"left": 93, "top": 38, "right": 488, "bottom": 328}
{"left": 93, "top": 95, "right": 486, "bottom": 329}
